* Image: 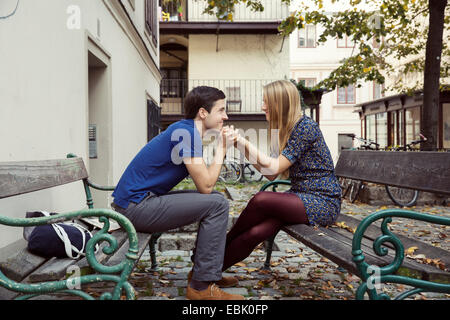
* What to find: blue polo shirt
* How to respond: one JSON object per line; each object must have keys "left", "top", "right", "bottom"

{"left": 112, "top": 119, "right": 203, "bottom": 209}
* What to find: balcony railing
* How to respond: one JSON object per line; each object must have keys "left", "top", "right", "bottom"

{"left": 159, "top": 0, "right": 289, "bottom": 22}
{"left": 161, "top": 79, "right": 278, "bottom": 115}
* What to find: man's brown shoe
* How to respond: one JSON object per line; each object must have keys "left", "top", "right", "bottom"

{"left": 186, "top": 283, "right": 245, "bottom": 300}
{"left": 187, "top": 270, "right": 239, "bottom": 288}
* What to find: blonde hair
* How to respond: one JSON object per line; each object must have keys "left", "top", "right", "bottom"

{"left": 263, "top": 80, "right": 302, "bottom": 178}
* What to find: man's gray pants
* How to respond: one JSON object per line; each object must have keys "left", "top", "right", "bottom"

{"left": 115, "top": 190, "right": 229, "bottom": 282}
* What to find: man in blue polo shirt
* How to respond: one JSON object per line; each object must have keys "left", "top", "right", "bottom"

{"left": 112, "top": 86, "right": 244, "bottom": 300}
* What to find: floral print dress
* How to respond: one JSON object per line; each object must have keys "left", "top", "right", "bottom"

{"left": 281, "top": 116, "right": 342, "bottom": 226}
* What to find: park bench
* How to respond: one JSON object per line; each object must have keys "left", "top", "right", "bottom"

{"left": 262, "top": 150, "right": 450, "bottom": 300}
{"left": 0, "top": 154, "right": 158, "bottom": 300}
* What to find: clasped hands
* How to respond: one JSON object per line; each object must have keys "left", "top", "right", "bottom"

{"left": 220, "top": 125, "right": 243, "bottom": 150}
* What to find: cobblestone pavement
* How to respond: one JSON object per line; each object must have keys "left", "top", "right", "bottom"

{"left": 128, "top": 182, "right": 450, "bottom": 301}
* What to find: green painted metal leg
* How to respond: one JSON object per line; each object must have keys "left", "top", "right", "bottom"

{"left": 149, "top": 232, "right": 162, "bottom": 271}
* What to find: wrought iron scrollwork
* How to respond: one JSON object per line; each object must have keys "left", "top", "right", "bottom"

{"left": 0, "top": 209, "right": 139, "bottom": 300}
{"left": 352, "top": 209, "right": 450, "bottom": 300}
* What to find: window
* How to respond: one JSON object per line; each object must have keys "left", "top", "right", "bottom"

{"left": 405, "top": 107, "right": 421, "bottom": 146}
{"left": 298, "top": 25, "right": 316, "bottom": 48}
{"left": 373, "top": 82, "right": 385, "bottom": 100}
{"left": 147, "top": 99, "right": 161, "bottom": 142}
{"left": 366, "top": 114, "right": 376, "bottom": 143}
{"left": 388, "top": 110, "right": 404, "bottom": 147}
{"left": 160, "top": 68, "right": 187, "bottom": 98}
{"left": 389, "top": 111, "right": 397, "bottom": 147}
{"left": 443, "top": 103, "right": 450, "bottom": 149}
{"left": 337, "top": 85, "right": 355, "bottom": 104}
{"left": 145, "top": 0, "right": 158, "bottom": 46}
{"left": 298, "top": 78, "right": 316, "bottom": 88}
{"left": 376, "top": 112, "right": 387, "bottom": 148}
{"left": 337, "top": 35, "right": 355, "bottom": 48}
{"left": 398, "top": 110, "right": 404, "bottom": 147}
{"left": 361, "top": 116, "right": 366, "bottom": 140}
{"left": 226, "top": 87, "right": 242, "bottom": 112}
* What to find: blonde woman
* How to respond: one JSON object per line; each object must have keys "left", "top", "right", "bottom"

{"left": 222, "top": 80, "right": 341, "bottom": 271}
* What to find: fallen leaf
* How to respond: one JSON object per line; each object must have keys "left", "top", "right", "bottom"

{"left": 287, "top": 266, "right": 299, "bottom": 273}
{"left": 269, "top": 280, "right": 279, "bottom": 290}
{"left": 334, "top": 221, "right": 356, "bottom": 233}
{"left": 405, "top": 246, "right": 419, "bottom": 255}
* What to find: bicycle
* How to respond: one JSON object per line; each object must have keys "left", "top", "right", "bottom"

{"left": 339, "top": 135, "right": 379, "bottom": 203}
{"left": 345, "top": 133, "right": 380, "bottom": 151}
{"left": 219, "top": 158, "right": 242, "bottom": 183}
{"left": 242, "top": 161, "right": 264, "bottom": 182}
{"left": 384, "top": 134, "right": 427, "bottom": 207}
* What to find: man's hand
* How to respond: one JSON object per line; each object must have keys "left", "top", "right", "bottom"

{"left": 221, "top": 125, "right": 239, "bottom": 150}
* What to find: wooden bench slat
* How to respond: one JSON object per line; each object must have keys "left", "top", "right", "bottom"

{"left": 284, "top": 223, "right": 409, "bottom": 274}
{"left": 0, "top": 158, "right": 88, "bottom": 199}
{"left": 335, "top": 150, "right": 450, "bottom": 195}
{"left": 105, "top": 232, "right": 152, "bottom": 267}
{"left": 320, "top": 226, "right": 406, "bottom": 271}
{"left": 0, "top": 244, "right": 48, "bottom": 282}
{"left": 319, "top": 220, "right": 450, "bottom": 282}
{"left": 282, "top": 224, "right": 360, "bottom": 275}
{"left": 339, "top": 214, "right": 450, "bottom": 268}
{"left": 283, "top": 219, "right": 450, "bottom": 283}
{"left": 282, "top": 224, "right": 401, "bottom": 276}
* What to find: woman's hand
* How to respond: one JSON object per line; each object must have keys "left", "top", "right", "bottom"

{"left": 221, "top": 125, "right": 239, "bottom": 150}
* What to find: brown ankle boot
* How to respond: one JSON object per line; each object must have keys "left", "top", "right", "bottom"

{"left": 186, "top": 283, "right": 245, "bottom": 300}
{"left": 187, "top": 270, "right": 239, "bottom": 288}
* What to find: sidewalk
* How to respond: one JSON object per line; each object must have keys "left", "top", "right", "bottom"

{"left": 128, "top": 182, "right": 450, "bottom": 300}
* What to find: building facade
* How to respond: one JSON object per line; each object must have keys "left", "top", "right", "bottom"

{"left": 289, "top": 21, "right": 383, "bottom": 163}
{"left": 354, "top": 90, "right": 450, "bottom": 150}
{"left": 0, "top": 0, "right": 160, "bottom": 248}
{"left": 158, "top": 0, "right": 290, "bottom": 161}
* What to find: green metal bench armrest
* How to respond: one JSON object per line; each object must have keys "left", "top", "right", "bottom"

{"left": 352, "top": 209, "right": 450, "bottom": 300}
{"left": 260, "top": 180, "right": 292, "bottom": 192}
{"left": 67, "top": 153, "right": 116, "bottom": 208}
{"left": 0, "top": 208, "right": 139, "bottom": 300}
{"left": 85, "top": 179, "right": 116, "bottom": 192}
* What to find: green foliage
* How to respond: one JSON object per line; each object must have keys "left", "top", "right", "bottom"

{"left": 202, "top": 0, "right": 450, "bottom": 93}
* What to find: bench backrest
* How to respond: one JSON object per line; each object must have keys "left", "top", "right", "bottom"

{"left": 0, "top": 157, "right": 88, "bottom": 199}
{"left": 335, "top": 150, "right": 450, "bottom": 195}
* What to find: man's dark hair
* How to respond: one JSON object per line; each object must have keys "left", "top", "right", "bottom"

{"left": 183, "top": 86, "right": 226, "bottom": 119}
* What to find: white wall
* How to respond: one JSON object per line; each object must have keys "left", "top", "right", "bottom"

{"left": 0, "top": 0, "right": 160, "bottom": 248}
{"left": 189, "top": 34, "right": 289, "bottom": 80}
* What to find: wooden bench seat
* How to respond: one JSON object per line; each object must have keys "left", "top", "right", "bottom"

{"left": 262, "top": 150, "right": 450, "bottom": 300}
{"left": 0, "top": 155, "right": 153, "bottom": 300}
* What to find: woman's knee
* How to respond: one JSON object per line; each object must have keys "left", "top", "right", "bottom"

{"left": 239, "top": 224, "right": 271, "bottom": 245}
{"left": 248, "top": 191, "right": 272, "bottom": 209}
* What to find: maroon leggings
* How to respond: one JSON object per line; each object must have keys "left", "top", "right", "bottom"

{"left": 222, "top": 191, "right": 309, "bottom": 271}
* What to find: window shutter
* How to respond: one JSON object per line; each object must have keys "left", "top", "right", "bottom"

{"left": 146, "top": 0, "right": 158, "bottom": 46}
